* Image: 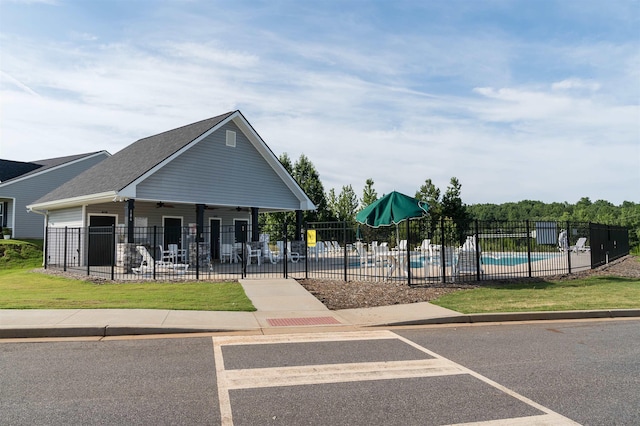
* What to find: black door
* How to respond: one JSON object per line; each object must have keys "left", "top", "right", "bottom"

{"left": 235, "top": 220, "right": 248, "bottom": 244}
{"left": 210, "top": 219, "right": 221, "bottom": 261}
{"left": 163, "top": 217, "right": 182, "bottom": 250}
{"left": 88, "top": 216, "right": 116, "bottom": 266}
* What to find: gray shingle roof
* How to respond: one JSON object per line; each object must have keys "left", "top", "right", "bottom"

{"left": 1, "top": 152, "right": 106, "bottom": 184}
{"left": 34, "top": 111, "right": 236, "bottom": 204}
{"left": 0, "top": 160, "right": 41, "bottom": 181}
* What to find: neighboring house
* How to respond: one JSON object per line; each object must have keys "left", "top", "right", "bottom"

{"left": 27, "top": 110, "right": 315, "bottom": 267}
{"left": 0, "top": 153, "right": 111, "bottom": 239}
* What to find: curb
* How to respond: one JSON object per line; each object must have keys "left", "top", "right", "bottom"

{"left": 0, "top": 326, "right": 238, "bottom": 339}
{"left": 382, "top": 309, "right": 640, "bottom": 327}
{"left": 2, "top": 310, "right": 639, "bottom": 339}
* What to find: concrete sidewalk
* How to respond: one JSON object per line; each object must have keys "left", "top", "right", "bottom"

{"left": 1, "top": 279, "right": 638, "bottom": 339}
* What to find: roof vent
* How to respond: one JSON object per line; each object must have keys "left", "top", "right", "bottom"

{"left": 226, "top": 130, "right": 236, "bottom": 147}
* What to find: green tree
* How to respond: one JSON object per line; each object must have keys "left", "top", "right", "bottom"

{"left": 360, "top": 178, "right": 378, "bottom": 209}
{"left": 293, "top": 154, "right": 333, "bottom": 223}
{"left": 415, "top": 178, "right": 442, "bottom": 240}
{"left": 330, "top": 184, "right": 359, "bottom": 224}
{"left": 441, "top": 177, "right": 473, "bottom": 245}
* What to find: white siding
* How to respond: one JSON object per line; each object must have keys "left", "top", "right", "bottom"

{"left": 48, "top": 208, "right": 84, "bottom": 228}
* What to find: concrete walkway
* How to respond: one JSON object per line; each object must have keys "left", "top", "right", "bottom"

{"left": 1, "top": 279, "right": 638, "bottom": 339}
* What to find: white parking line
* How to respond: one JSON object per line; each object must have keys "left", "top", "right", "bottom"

{"left": 212, "top": 330, "right": 580, "bottom": 426}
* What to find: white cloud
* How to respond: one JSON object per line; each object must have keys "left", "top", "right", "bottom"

{"left": 552, "top": 78, "right": 601, "bottom": 91}
{"left": 0, "top": 1, "right": 638, "bottom": 205}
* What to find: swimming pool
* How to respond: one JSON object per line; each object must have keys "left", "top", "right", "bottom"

{"left": 350, "top": 252, "right": 558, "bottom": 268}
{"left": 481, "top": 253, "right": 556, "bottom": 266}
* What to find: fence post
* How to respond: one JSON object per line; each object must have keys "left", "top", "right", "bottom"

{"left": 76, "top": 230, "right": 81, "bottom": 267}
{"left": 44, "top": 225, "right": 49, "bottom": 269}
{"left": 153, "top": 226, "right": 157, "bottom": 280}
{"left": 526, "top": 220, "right": 532, "bottom": 278}
{"left": 343, "top": 221, "right": 348, "bottom": 282}
{"left": 474, "top": 220, "right": 480, "bottom": 281}
{"left": 304, "top": 223, "right": 309, "bottom": 280}
{"left": 63, "top": 226, "right": 68, "bottom": 272}
{"left": 241, "top": 224, "right": 247, "bottom": 278}
{"left": 566, "top": 221, "right": 572, "bottom": 274}
{"left": 110, "top": 225, "right": 115, "bottom": 281}
{"left": 283, "top": 222, "right": 288, "bottom": 278}
{"left": 406, "top": 219, "right": 411, "bottom": 286}
{"left": 440, "top": 216, "right": 446, "bottom": 283}
{"left": 86, "top": 226, "right": 91, "bottom": 276}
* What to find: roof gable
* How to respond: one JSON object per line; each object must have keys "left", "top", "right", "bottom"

{"left": 30, "top": 111, "right": 315, "bottom": 211}
{"left": 34, "top": 112, "right": 235, "bottom": 204}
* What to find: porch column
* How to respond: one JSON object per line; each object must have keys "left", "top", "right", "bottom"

{"left": 251, "top": 207, "right": 259, "bottom": 242}
{"left": 295, "top": 209, "right": 303, "bottom": 241}
{"left": 196, "top": 204, "right": 205, "bottom": 242}
{"left": 125, "top": 199, "right": 135, "bottom": 242}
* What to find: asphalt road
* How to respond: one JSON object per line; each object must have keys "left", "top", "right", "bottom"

{"left": 1, "top": 319, "right": 638, "bottom": 425}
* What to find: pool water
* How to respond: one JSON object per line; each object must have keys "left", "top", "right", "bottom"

{"left": 481, "top": 253, "right": 555, "bottom": 266}
{"left": 350, "top": 253, "right": 557, "bottom": 268}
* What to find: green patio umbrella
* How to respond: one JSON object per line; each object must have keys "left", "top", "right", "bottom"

{"left": 356, "top": 191, "right": 428, "bottom": 284}
{"left": 356, "top": 191, "right": 429, "bottom": 228}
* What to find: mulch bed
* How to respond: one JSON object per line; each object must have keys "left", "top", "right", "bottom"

{"left": 297, "top": 255, "right": 640, "bottom": 310}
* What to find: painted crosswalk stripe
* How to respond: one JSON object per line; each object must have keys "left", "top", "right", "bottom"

{"left": 212, "top": 330, "right": 580, "bottom": 426}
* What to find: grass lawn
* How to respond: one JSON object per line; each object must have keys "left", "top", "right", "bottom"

{"left": 0, "top": 269, "right": 256, "bottom": 311}
{"left": 0, "top": 240, "right": 255, "bottom": 311}
{"left": 431, "top": 275, "right": 640, "bottom": 313}
{"left": 2, "top": 240, "right": 639, "bottom": 313}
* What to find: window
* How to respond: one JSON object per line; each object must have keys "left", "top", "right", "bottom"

{"left": 0, "top": 202, "right": 5, "bottom": 228}
{"left": 226, "top": 130, "right": 236, "bottom": 147}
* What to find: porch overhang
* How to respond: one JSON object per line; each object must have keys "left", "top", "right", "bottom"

{"left": 27, "top": 191, "right": 119, "bottom": 213}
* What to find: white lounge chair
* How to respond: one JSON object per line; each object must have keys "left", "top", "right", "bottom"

{"left": 416, "top": 239, "right": 434, "bottom": 261}
{"left": 354, "top": 242, "right": 371, "bottom": 270}
{"left": 133, "top": 245, "right": 188, "bottom": 274}
{"left": 309, "top": 241, "right": 328, "bottom": 262}
{"left": 571, "top": 237, "right": 590, "bottom": 253}
{"left": 281, "top": 241, "right": 300, "bottom": 262}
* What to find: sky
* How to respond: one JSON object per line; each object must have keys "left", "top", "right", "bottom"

{"left": 1, "top": 0, "right": 639, "bottom": 206}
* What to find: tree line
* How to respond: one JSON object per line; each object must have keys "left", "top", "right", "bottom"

{"left": 260, "top": 154, "right": 640, "bottom": 249}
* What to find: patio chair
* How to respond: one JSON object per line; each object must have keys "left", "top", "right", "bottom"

{"left": 416, "top": 239, "right": 434, "bottom": 261}
{"left": 309, "top": 241, "right": 327, "bottom": 261}
{"left": 221, "top": 244, "right": 236, "bottom": 263}
{"left": 425, "top": 246, "right": 456, "bottom": 280}
{"left": 158, "top": 245, "right": 173, "bottom": 263}
{"left": 268, "top": 246, "right": 283, "bottom": 263}
{"left": 168, "top": 244, "right": 187, "bottom": 263}
{"left": 245, "top": 244, "right": 261, "bottom": 266}
{"left": 278, "top": 241, "right": 300, "bottom": 262}
{"left": 393, "top": 240, "right": 407, "bottom": 252}
{"left": 452, "top": 248, "right": 483, "bottom": 281}
{"left": 571, "top": 237, "right": 590, "bottom": 253}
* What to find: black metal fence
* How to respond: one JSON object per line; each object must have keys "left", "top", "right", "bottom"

{"left": 44, "top": 219, "right": 629, "bottom": 284}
